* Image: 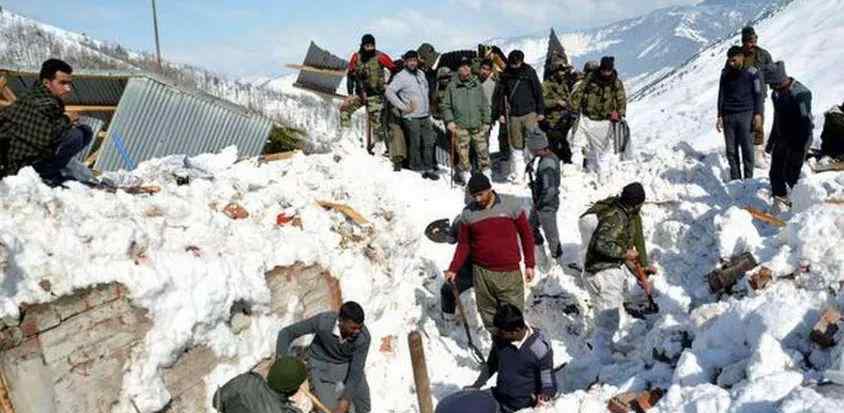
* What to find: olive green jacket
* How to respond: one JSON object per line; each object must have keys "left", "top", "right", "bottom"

{"left": 570, "top": 71, "right": 626, "bottom": 121}
{"left": 582, "top": 197, "right": 648, "bottom": 274}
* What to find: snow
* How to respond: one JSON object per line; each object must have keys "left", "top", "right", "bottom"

{"left": 0, "top": 0, "right": 843, "bottom": 412}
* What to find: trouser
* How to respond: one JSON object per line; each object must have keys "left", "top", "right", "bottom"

{"left": 340, "top": 95, "right": 387, "bottom": 146}
{"left": 496, "top": 122, "right": 510, "bottom": 157}
{"left": 530, "top": 208, "right": 561, "bottom": 258}
{"left": 387, "top": 109, "right": 407, "bottom": 164}
{"left": 582, "top": 267, "right": 630, "bottom": 342}
{"left": 32, "top": 125, "right": 93, "bottom": 184}
{"left": 436, "top": 389, "right": 500, "bottom": 413}
{"left": 403, "top": 116, "right": 436, "bottom": 171}
{"left": 473, "top": 266, "right": 525, "bottom": 333}
{"left": 723, "top": 111, "right": 755, "bottom": 180}
{"left": 546, "top": 126, "right": 573, "bottom": 164}
{"left": 769, "top": 140, "right": 808, "bottom": 197}
{"left": 506, "top": 113, "right": 537, "bottom": 150}
{"left": 440, "top": 260, "right": 475, "bottom": 314}
{"left": 573, "top": 116, "right": 615, "bottom": 173}
{"left": 455, "top": 126, "right": 491, "bottom": 172}
{"left": 309, "top": 358, "right": 371, "bottom": 413}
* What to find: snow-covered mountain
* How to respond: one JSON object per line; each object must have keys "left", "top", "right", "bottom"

{"left": 491, "top": 0, "right": 788, "bottom": 91}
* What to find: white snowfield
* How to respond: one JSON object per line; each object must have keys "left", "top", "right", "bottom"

{"left": 0, "top": 1, "right": 843, "bottom": 413}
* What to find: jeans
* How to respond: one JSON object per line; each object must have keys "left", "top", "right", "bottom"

{"left": 32, "top": 125, "right": 93, "bottom": 184}
{"left": 403, "top": 116, "right": 435, "bottom": 171}
{"left": 723, "top": 111, "right": 755, "bottom": 180}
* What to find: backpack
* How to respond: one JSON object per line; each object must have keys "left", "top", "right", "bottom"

{"left": 821, "top": 104, "right": 844, "bottom": 159}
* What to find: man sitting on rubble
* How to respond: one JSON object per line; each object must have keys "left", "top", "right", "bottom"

{"left": 0, "top": 58, "right": 93, "bottom": 185}
{"left": 213, "top": 356, "right": 306, "bottom": 413}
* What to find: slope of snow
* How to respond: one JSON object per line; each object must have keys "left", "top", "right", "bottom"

{"left": 629, "top": 0, "right": 844, "bottom": 152}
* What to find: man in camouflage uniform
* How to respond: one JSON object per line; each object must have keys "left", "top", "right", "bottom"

{"left": 0, "top": 59, "right": 93, "bottom": 185}
{"left": 213, "top": 356, "right": 305, "bottom": 413}
{"left": 578, "top": 182, "right": 655, "bottom": 359}
{"left": 541, "top": 60, "right": 575, "bottom": 164}
{"left": 571, "top": 56, "right": 626, "bottom": 173}
{"left": 442, "top": 57, "right": 491, "bottom": 183}
{"left": 741, "top": 26, "right": 775, "bottom": 164}
{"left": 340, "top": 34, "right": 396, "bottom": 152}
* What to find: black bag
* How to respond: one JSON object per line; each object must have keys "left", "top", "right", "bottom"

{"left": 821, "top": 104, "right": 844, "bottom": 159}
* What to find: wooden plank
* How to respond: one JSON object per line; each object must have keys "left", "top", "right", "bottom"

{"left": 65, "top": 105, "right": 117, "bottom": 113}
{"left": 258, "top": 151, "right": 299, "bottom": 163}
{"left": 812, "top": 161, "right": 844, "bottom": 173}
{"left": 745, "top": 206, "right": 786, "bottom": 227}
{"left": 292, "top": 83, "right": 347, "bottom": 100}
{"left": 316, "top": 201, "right": 370, "bottom": 226}
{"left": 285, "top": 64, "right": 347, "bottom": 77}
{"left": 0, "top": 367, "right": 16, "bottom": 413}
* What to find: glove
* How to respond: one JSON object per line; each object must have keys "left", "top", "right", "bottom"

{"left": 609, "top": 111, "right": 620, "bottom": 123}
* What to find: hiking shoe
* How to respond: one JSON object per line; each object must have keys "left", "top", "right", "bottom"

{"left": 424, "top": 171, "right": 440, "bottom": 181}
{"left": 393, "top": 162, "right": 402, "bottom": 172}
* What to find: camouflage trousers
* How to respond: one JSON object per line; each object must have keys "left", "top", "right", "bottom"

{"left": 454, "top": 125, "right": 490, "bottom": 172}
{"left": 340, "top": 95, "right": 387, "bottom": 145}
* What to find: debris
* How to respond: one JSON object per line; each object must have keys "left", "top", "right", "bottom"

{"left": 379, "top": 335, "right": 396, "bottom": 354}
{"left": 175, "top": 175, "right": 191, "bottom": 186}
{"left": 258, "top": 150, "right": 300, "bottom": 164}
{"left": 276, "top": 212, "right": 299, "bottom": 227}
{"left": 749, "top": 266, "right": 773, "bottom": 290}
{"left": 608, "top": 388, "right": 665, "bottom": 413}
{"left": 316, "top": 201, "right": 369, "bottom": 226}
{"left": 185, "top": 246, "right": 201, "bottom": 257}
{"left": 707, "top": 252, "right": 758, "bottom": 293}
{"left": 144, "top": 206, "right": 164, "bottom": 217}
{"left": 223, "top": 203, "right": 250, "bottom": 220}
{"left": 812, "top": 161, "right": 844, "bottom": 173}
{"left": 810, "top": 307, "right": 841, "bottom": 348}
{"left": 744, "top": 206, "right": 786, "bottom": 227}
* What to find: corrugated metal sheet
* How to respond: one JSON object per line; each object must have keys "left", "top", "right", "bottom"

{"left": 1, "top": 66, "right": 131, "bottom": 106}
{"left": 293, "top": 42, "right": 347, "bottom": 96}
{"left": 95, "top": 76, "right": 272, "bottom": 171}
{"left": 74, "top": 116, "right": 106, "bottom": 162}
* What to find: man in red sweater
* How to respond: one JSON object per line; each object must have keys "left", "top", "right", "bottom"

{"left": 445, "top": 174, "right": 535, "bottom": 333}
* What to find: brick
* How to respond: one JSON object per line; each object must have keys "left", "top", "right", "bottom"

{"left": 19, "top": 304, "right": 60, "bottom": 337}
{"left": 52, "top": 293, "right": 89, "bottom": 321}
{"left": 749, "top": 267, "right": 773, "bottom": 291}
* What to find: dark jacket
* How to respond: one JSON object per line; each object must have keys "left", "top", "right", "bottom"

{"left": 491, "top": 64, "right": 544, "bottom": 119}
{"left": 473, "top": 329, "right": 557, "bottom": 411}
{"left": 717, "top": 67, "right": 763, "bottom": 116}
{"left": 582, "top": 197, "right": 648, "bottom": 274}
{"left": 276, "top": 312, "right": 370, "bottom": 401}
{"left": 448, "top": 192, "right": 535, "bottom": 273}
{"left": 0, "top": 83, "right": 72, "bottom": 174}
{"left": 529, "top": 153, "right": 561, "bottom": 212}
{"left": 212, "top": 372, "right": 302, "bottom": 413}
{"left": 743, "top": 45, "right": 774, "bottom": 101}
{"left": 770, "top": 79, "right": 813, "bottom": 148}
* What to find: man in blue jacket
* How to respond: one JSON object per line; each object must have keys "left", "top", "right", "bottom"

{"left": 717, "top": 46, "right": 764, "bottom": 181}
{"left": 468, "top": 304, "right": 557, "bottom": 411}
{"left": 764, "top": 61, "right": 813, "bottom": 211}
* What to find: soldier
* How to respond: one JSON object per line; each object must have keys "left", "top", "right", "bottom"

{"left": 525, "top": 129, "right": 562, "bottom": 268}
{"left": 386, "top": 50, "right": 439, "bottom": 180}
{"left": 764, "top": 61, "right": 813, "bottom": 212}
{"left": 578, "top": 183, "right": 655, "bottom": 360}
{"left": 570, "top": 56, "right": 626, "bottom": 173}
{"left": 541, "top": 60, "right": 575, "bottom": 164}
{"left": 212, "top": 356, "right": 306, "bottom": 413}
{"left": 717, "top": 46, "right": 763, "bottom": 181}
{"left": 741, "top": 26, "right": 774, "bottom": 162}
{"left": 442, "top": 57, "right": 492, "bottom": 182}
{"left": 340, "top": 34, "right": 396, "bottom": 153}
{"left": 492, "top": 50, "right": 545, "bottom": 182}
{"left": 276, "top": 302, "right": 371, "bottom": 413}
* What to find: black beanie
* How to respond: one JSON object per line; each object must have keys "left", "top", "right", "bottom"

{"left": 467, "top": 174, "right": 492, "bottom": 195}
{"left": 402, "top": 50, "right": 419, "bottom": 60}
{"left": 507, "top": 50, "right": 525, "bottom": 65}
{"left": 621, "top": 182, "right": 646, "bottom": 206}
{"left": 741, "top": 26, "right": 756, "bottom": 42}
{"left": 361, "top": 34, "right": 375, "bottom": 46}
{"left": 600, "top": 56, "right": 615, "bottom": 71}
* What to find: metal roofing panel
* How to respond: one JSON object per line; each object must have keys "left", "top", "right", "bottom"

{"left": 74, "top": 116, "right": 106, "bottom": 163}
{"left": 95, "top": 77, "right": 272, "bottom": 171}
{"left": 294, "top": 42, "right": 347, "bottom": 96}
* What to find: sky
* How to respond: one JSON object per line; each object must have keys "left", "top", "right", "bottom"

{"left": 1, "top": 0, "right": 699, "bottom": 78}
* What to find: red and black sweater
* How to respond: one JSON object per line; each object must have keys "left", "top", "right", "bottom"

{"left": 448, "top": 193, "right": 535, "bottom": 273}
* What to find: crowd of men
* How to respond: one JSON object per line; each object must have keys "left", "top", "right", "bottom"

{"left": 0, "top": 25, "right": 836, "bottom": 413}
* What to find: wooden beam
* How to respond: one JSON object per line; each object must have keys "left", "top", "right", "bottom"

{"left": 291, "top": 84, "right": 347, "bottom": 100}
{"left": 65, "top": 105, "right": 117, "bottom": 113}
{"left": 285, "top": 64, "right": 346, "bottom": 77}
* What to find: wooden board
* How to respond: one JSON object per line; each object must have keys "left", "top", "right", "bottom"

{"left": 812, "top": 161, "right": 844, "bottom": 173}
{"left": 317, "top": 201, "right": 370, "bottom": 226}
{"left": 65, "top": 105, "right": 117, "bottom": 113}
{"left": 286, "top": 64, "right": 347, "bottom": 77}
{"left": 258, "top": 151, "right": 300, "bottom": 163}
{"left": 745, "top": 206, "right": 786, "bottom": 227}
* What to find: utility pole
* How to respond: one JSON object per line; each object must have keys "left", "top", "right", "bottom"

{"left": 151, "top": 0, "right": 162, "bottom": 73}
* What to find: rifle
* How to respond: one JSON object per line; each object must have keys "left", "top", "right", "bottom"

{"left": 624, "top": 260, "right": 658, "bottom": 313}
{"left": 362, "top": 88, "right": 373, "bottom": 155}
{"left": 449, "top": 128, "right": 456, "bottom": 189}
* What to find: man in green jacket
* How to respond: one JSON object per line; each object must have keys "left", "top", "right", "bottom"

{"left": 213, "top": 356, "right": 305, "bottom": 413}
{"left": 1, "top": 59, "right": 93, "bottom": 185}
{"left": 542, "top": 60, "right": 575, "bottom": 164}
{"left": 442, "top": 57, "right": 492, "bottom": 183}
{"left": 578, "top": 182, "right": 655, "bottom": 359}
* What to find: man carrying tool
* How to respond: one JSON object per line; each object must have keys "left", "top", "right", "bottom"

{"left": 525, "top": 128, "right": 562, "bottom": 269}
{"left": 340, "top": 34, "right": 396, "bottom": 154}
{"left": 467, "top": 304, "right": 557, "bottom": 411}
{"left": 444, "top": 173, "right": 535, "bottom": 334}
{"left": 578, "top": 182, "right": 656, "bottom": 360}
{"left": 276, "top": 302, "right": 371, "bottom": 413}
{"left": 213, "top": 356, "right": 306, "bottom": 413}
{"left": 1, "top": 58, "right": 93, "bottom": 185}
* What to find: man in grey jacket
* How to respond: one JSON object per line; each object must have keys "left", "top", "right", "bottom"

{"left": 386, "top": 50, "right": 439, "bottom": 180}
{"left": 276, "top": 302, "right": 371, "bottom": 413}
{"left": 525, "top": 128, "right": 562, "bottom": 268}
